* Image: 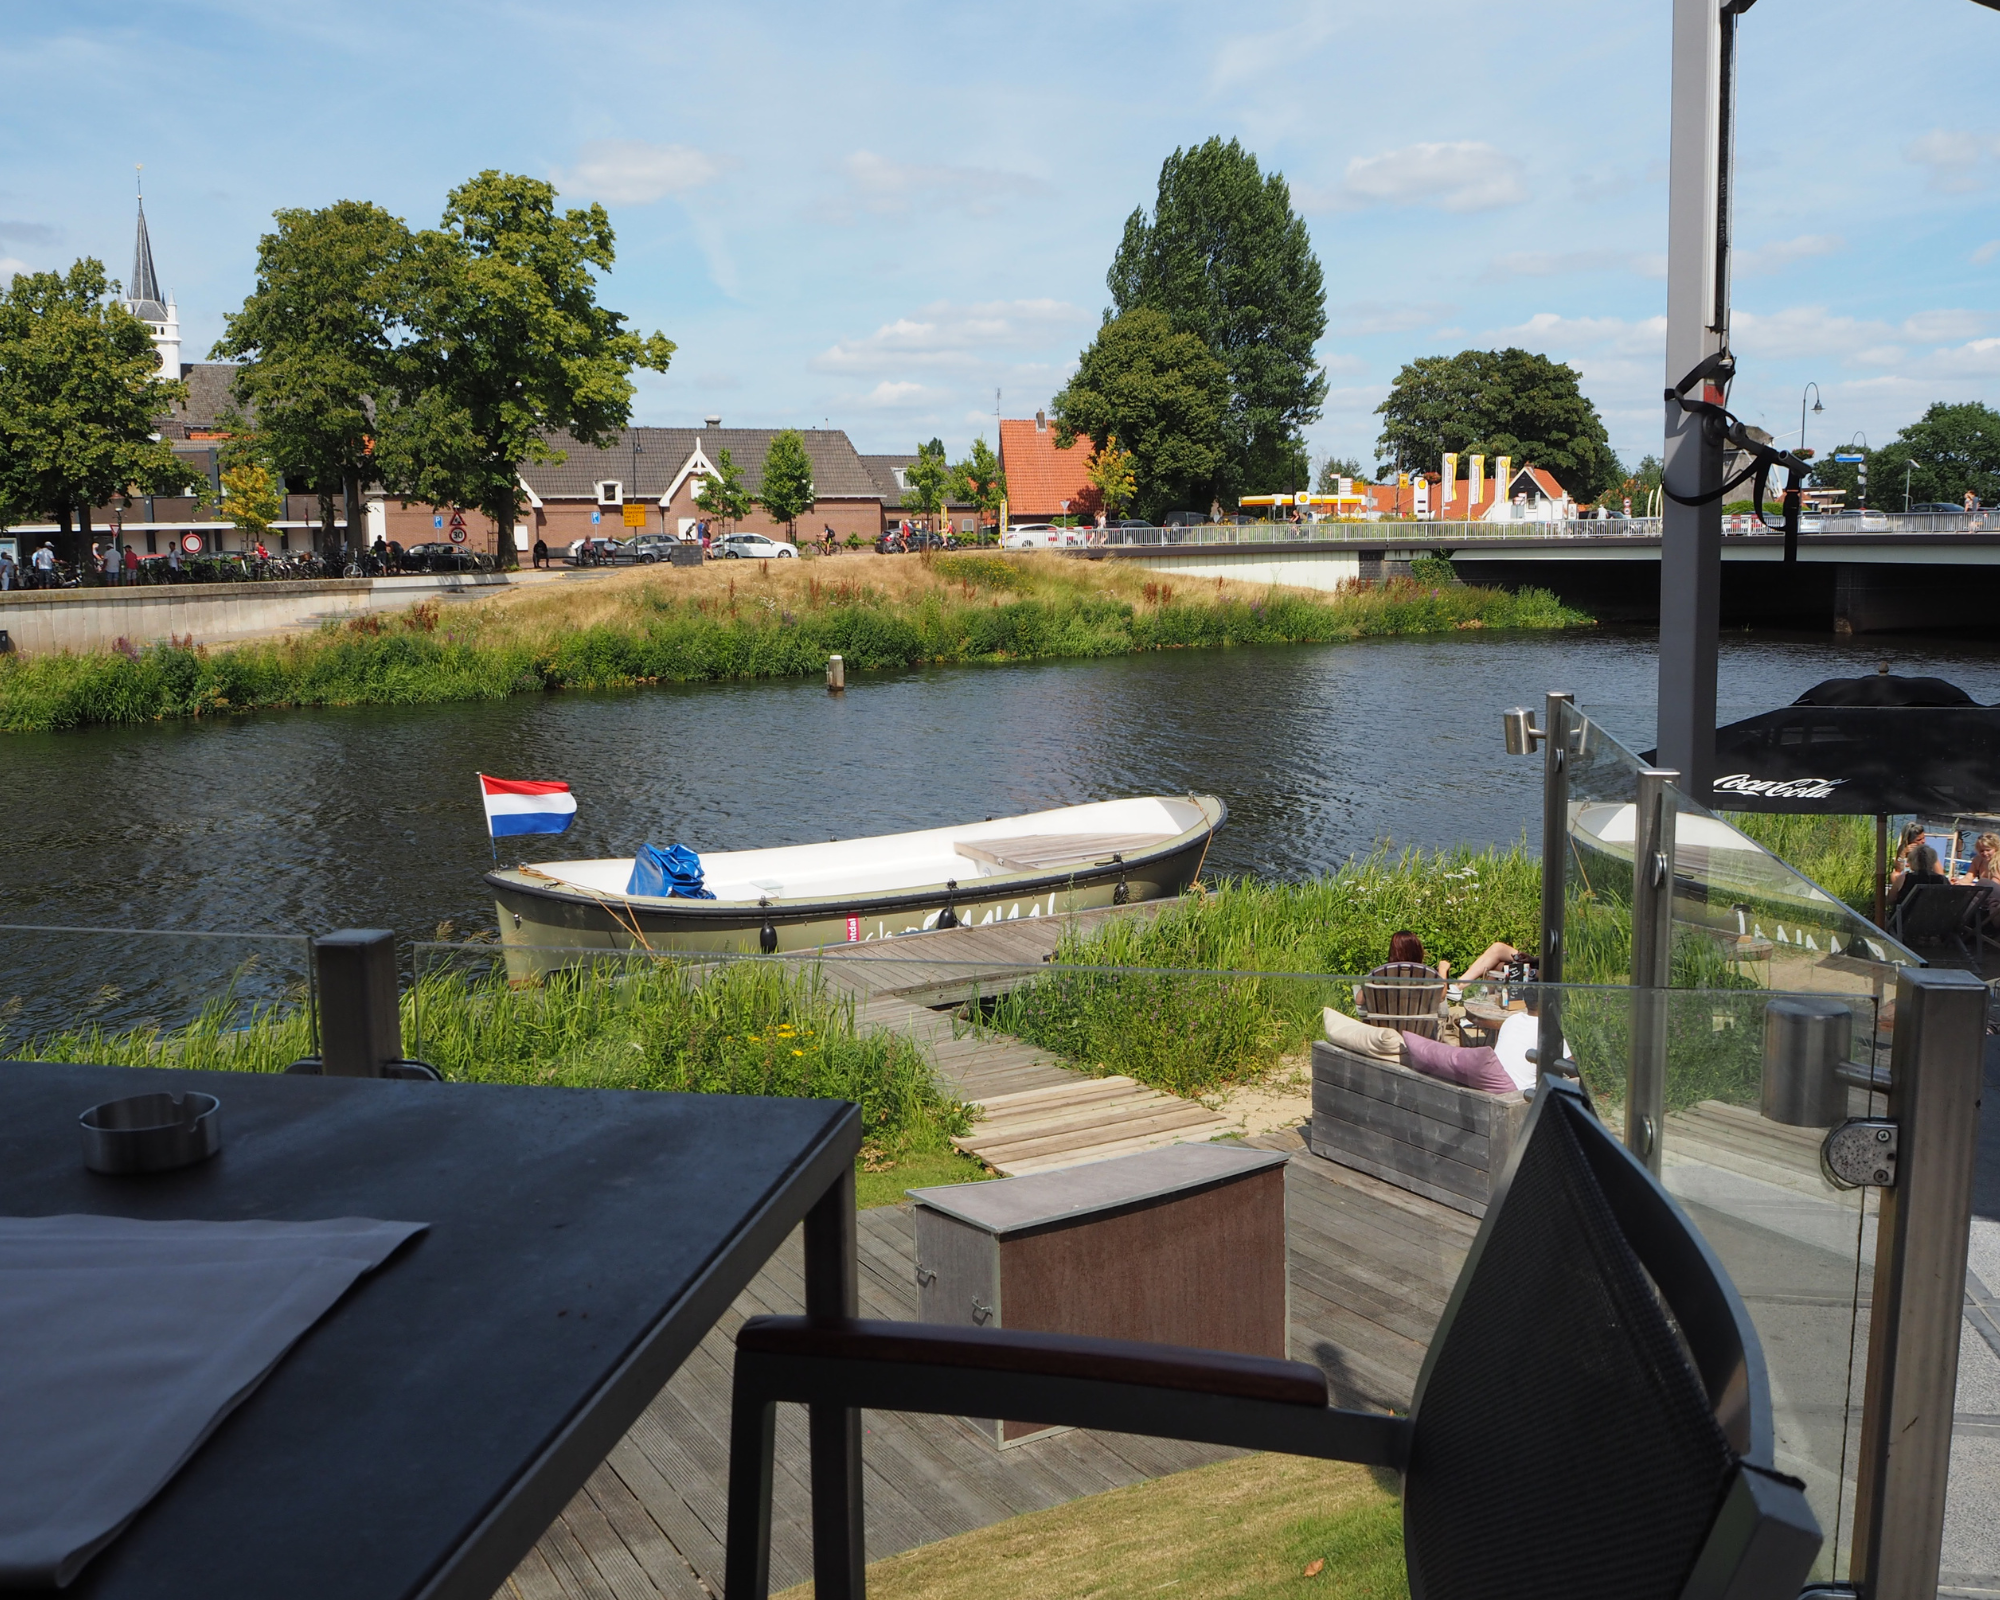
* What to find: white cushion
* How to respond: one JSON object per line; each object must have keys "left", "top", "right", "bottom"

{"left": 1323, "top": 1007, "right": 1406, "bottom": 1063}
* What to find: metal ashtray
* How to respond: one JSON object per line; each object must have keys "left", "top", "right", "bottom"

{"left": 79, "top": 1092, "right": 222, "bottom": 1175}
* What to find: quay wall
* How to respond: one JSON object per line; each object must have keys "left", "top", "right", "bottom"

{"left": 0, "top": 572, "right": 511, "bottom": 656}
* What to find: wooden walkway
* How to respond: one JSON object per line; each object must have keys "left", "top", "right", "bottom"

{"left": 499, "top": 1133, "right": 1472, "bottom": 1600}
{"left": 952, "top": 1076, "right": 1236, "bottom": 1175}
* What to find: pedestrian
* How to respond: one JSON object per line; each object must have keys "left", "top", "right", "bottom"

{"left": 124, "top": 544, "right": 140, "bottom": 584}
{"left": 32, "top": 540, "right": 57, "bottom": 588}
{"left": 90, "top": 541, "right": 104, "bottom": 582}
{"left": 0, "top": 547, "right": 14, "bottom": 590}
{"left": 533, "top": 536, "right": 548, "bottom": 569}
{"left": 167, "top": 540, "right": 182, "bottom": 578}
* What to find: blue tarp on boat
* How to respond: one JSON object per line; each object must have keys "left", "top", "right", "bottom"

{"left": 626, "top": 843, "right": 717, "bottom": 899}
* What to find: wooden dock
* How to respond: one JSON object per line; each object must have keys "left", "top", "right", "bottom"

{"left": 500, "top": 1132, "right": 1471, "bottom": 1600}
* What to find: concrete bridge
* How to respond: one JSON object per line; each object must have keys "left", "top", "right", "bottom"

{"left": 1092, "top": 517, "right": 2000, "bottom": 634}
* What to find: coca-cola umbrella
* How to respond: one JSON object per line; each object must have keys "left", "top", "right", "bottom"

{"left": 1649, "top": 673, "right": 2000, "bottom": 925}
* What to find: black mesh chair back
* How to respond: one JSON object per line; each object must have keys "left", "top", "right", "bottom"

{"left": 1405, "top": 1085, "right": 1805, "bottom": 1599}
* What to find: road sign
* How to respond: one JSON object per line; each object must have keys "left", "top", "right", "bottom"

{"left": 180, "top": 532, "right": 204, "bottom": 555}
{"left": 449, "top": 527, "right": 467, "bottom": 544}
{"left": 434, "top": 516, "right": 444, "bottom": 530}
{"left": 449, "top": 510, "right": 465, "bottom": 527}
{"left": 622, "top": 503, "right": 647, "bottom": 528}
{"left": 1833, "top": 452, "right": 1865, "bottom": 463}
{"left": 591, "top": 510, "right": 602, "bottom": 525}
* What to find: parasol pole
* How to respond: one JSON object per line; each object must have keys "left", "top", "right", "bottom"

{"left": 1875, "top": 813, "right": 1887, "bottom": 927}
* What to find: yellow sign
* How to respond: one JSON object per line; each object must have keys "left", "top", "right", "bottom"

{"left": 622, "top": 503, "right": 647, "bottom": 528}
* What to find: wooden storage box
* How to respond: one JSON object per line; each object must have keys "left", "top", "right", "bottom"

{"left": 909, "top": 1143, "right": 1289, "bottom": 1446}
{"left": 1310, "top": 1041, "right": 1530, "bottom": 1218}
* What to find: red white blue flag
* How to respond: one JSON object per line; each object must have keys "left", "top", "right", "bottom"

{"left": 479, "top": 774, "right": 577, "bottom": 837}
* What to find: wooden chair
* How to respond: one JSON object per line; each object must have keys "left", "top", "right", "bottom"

{"left": 723, "top": 1080, "right": 1821, "bottom": 1600}
{"left": 1354, "top": 961, "right": 1449, "bottom": 1040}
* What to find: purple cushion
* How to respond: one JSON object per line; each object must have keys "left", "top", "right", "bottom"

{"left": 1399, "top": 1030, "right": 1518, "bottom": 1096}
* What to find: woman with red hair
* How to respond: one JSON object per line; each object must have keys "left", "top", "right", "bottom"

{"left": 1385, "top": 929, "right": 1520, "bottom": 985}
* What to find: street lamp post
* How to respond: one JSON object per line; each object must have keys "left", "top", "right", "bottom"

{"left": 1799, "top": 382, "right": 1823, "bottom": 460}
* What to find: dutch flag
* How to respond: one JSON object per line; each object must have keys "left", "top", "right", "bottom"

{"left": 479, "top": 774, "right": 578, "bottom": 837}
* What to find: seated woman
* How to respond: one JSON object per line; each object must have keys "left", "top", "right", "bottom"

{"left": 1379, "top": 930, "right": 1522, "bottom": 985}
{"left": 1889, "top": 843, "right": 1949, "bottom": 904}
{"left": 1952, "top": 831, "right": 2000, "bottom": 886}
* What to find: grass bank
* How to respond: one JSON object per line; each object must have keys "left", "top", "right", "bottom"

{"left": 0, "top": 551, "right": 1590, "bottom": 733}
{"left": 776, "top": 1452, "right": 1405, "bottom": 1600}
{"left": 8, "top": 957, "right": 975, "bottom": 1184}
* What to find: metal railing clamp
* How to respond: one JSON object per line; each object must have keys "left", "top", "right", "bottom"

{"left": 1820, "top": 1119, "right": 1898, "bottom": 1190}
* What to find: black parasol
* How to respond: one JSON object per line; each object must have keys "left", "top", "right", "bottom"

{"left": 1700, "top": 675, "right": 2000, "bottom": 816}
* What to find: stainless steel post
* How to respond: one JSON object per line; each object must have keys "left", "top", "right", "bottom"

{"left": 1627, "top": 768, "right": 1678, "bottom": 1172}
{"left": 313, "top": 929, "right": 401, "bottom": 1077}
{"left": 1850, "top": 966, "right": 1988, "bottom": 1597}
{"left": 1537, "top": 692, "right": 1574, "bottom": 1076}
{"left": 1655, "top": 0, "right": 1732, "bottom": 800}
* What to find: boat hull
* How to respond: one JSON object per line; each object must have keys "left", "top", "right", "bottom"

{"left": 485, "top": 798, "right": 1222, "bottom": 981}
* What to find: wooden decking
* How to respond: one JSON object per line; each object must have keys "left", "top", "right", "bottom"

{"left": 500, "top": 1133, "right": 1472, "bottom": 1599}
{"left": 951, "top": 1076, "right": 1236, "bottom": 1175}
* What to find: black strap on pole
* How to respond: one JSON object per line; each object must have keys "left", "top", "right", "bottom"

{"left": 1661, "top": 351, "right": 1813, "bottom": 560}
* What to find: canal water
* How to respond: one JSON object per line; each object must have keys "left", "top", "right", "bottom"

{"left": 5, "top": 627, "right": 1999, "bottom": 1033}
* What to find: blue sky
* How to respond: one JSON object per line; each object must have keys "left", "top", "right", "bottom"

{"left": 3, "top": 0, "right": 1996, "bottom": 486}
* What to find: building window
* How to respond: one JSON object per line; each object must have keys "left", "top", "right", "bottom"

{"left": 597, "top": 480, "right": 623, "bottom": 505}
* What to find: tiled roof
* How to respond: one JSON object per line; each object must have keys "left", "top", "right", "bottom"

{"left": 858, "top": 453, "right": 973, "bottom": 511}
{"left": 160, "top": 363, "right": 243, "bottom": 437}
{"left": 523, "top": 427, "right": 883, "bottom": 501}
{"left": 998, "top": 417, "right": 1094, "bottom": 517}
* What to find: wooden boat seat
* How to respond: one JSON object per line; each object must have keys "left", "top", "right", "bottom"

{"left": 953, "top": 833, "right": 1175, "bottom": 874}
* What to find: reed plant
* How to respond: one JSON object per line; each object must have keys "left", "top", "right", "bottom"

{"left": 0, "top": 552, "right": 1590, "bottom": 733}
{"left": 1720, "top": 811, "right": 1878, "bottom": 918}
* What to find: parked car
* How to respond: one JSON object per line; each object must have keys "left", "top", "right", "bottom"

{"left": 1000, "top": 523, "right": 1087, "bottom": 550}
{"left": 874, "top": 530, "right": 909, "bottom": 554}
{"left": 1823, "top": 509, "right": 1890, "bottom": 532}
{"left": 616, "top": 533, "right": 677, "bottom": 563}
{"left": 717, "top": 532, "right": 798, "bottom": 559}
{"left": 566, "top": 536, "right": 622, "bottom": 565}
{"left": 905, "top": 529, "right": 959, "bottom": 552}
{"left": 1908, "top": 502, "right": 1969, "bottom": 515}
{"left": 403, "top": 542, "right": 496, "bottom": 572}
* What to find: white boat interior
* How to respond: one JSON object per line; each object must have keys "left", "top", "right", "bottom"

{"left": 525, "top": 796, "right": 1210, "bottom": 904}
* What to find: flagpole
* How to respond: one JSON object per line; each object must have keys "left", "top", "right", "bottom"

{"left": 478, "top": 771, "right": 497, "bottom": 862}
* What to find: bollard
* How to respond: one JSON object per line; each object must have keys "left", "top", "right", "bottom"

{"left": 314, "top": 930, "right": 403, "bottom": 1076}
{"left": 1760, "top": 996, "right": 1851, "bottom": 1126}
{"left": 826, "top": 654, "right": 845, "bottom": 693}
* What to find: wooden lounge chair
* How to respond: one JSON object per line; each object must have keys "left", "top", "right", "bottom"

{"left": 1353, "top": 961, "right": 1448, "bottom": 1040}
{"left": 722, "top": 1079, "right": 1821, "bottom": 1599}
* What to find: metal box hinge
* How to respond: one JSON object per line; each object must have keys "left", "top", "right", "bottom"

{"left": 913, "top": 1261, "right": 936, "bottom": 1287}
{"left": 1820, "top": 1118, "right": 1898, "bottom": 1190}
{"left": 970, "top": 1298, "right": 993, "bottom": 1324}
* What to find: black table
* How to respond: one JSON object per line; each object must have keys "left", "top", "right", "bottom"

{"left": 0, "top": 1061, "right": 865, "bottom": 1599}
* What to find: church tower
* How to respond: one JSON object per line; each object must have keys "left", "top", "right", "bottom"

{"left": 122, "top": 186, "right": 181, "bottom": 380}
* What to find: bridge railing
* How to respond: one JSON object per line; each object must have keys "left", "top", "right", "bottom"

{"left": 1090, "top": 510, "right": 1991, "bottom": 549}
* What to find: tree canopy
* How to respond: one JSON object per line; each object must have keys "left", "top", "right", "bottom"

{"left": 951, "top": 437, "right": 1006, "bottom": 528}
{"left": 1051, "top": 308, "right": 1229, "bottom": 522}
{"left": 1085, "top": 438, "right": 1138, "bottom": 520}
{"left": 212, "top": 200, "right": 412, "bottom": 556}
{"left": 0, "top": 258, "right": 199, "bottom": 556}
{"left": 1314, "top": 457, "right": 1365, "bottom": 493}
{"left": 900, "top": 438, "right": 951, "bottom": 521}
{"left": 1810, "top": 402, "right": 2000, "bottom": 510}
{"left": 755, "top": 430, "right": 815, "bottom": 532}
{"left": 370, "top": 171, "right": 676, "bottom": 567}
{"left": 1374, "top": 348, "right": 1621, "bottom": 502}
{"left": 693, "top": 448, "right": 751, "bottom": 526}
{"left": 1107, "top": 137, "right": 1326, "bottom": 504}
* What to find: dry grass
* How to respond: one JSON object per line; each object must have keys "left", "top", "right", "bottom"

{"left": 773, "top": 1452, "right": 1406, "bottom": 1600}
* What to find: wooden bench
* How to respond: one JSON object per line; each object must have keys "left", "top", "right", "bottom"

{"left": 1309, "top": 1041, "right": 1530, "bottom": 1217}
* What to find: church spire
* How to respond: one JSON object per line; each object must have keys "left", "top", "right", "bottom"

{"left": 128, "top": 167, "right": 166, "bottom": 318}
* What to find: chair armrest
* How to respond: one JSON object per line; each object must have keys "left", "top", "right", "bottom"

{"left": 733, "top": 1316, "right": 1410, "bottom": 1468}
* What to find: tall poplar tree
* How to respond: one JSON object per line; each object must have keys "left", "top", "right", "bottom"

{"left": 213, "top": 200, "right": 412, "bottom": 558}
{"left": 371, "top": 171, "right": 676, "bottom": 568}
{"left": 1107, "top": 138, "right": 1326, "bottom": 503}
{"left": 0, "top": 259, "right": 198, "bottom": 561}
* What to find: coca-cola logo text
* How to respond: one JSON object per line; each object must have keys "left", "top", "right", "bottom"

{"left": 1713, "top": 773, "right": 1846, "bottom": 800}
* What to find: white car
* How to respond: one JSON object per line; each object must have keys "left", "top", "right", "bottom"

{"left": 717, "top": 532, "right": 799, "bottom": 559}
{"left": 1823, "top": 509, "right": 1890, "bottom": 532}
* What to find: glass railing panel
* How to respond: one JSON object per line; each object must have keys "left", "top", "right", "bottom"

{"left": 0, "top": 922, "right": 315, "bottom": 1071}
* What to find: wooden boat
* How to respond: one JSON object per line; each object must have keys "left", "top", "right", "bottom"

{"left": 486, "top": 794, "right": 1225, "bottom": 977}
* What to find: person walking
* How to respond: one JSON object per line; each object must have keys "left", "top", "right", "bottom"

{"left": 532, "top": 536, "right": 548, "bottom": 570}
{"left": 123, "top": 544, "right": 139, "bottom": 585}
{"left": 0, "top": 547, "right": 15, "bottom": 590}
{"left": 31, "top": 541, "right": 57, "bottom": 589}
{"left": 167, "top": 540, "right": 182, "bottom": 578}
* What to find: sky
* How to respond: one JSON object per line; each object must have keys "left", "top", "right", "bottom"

{"left": 3, "top": 0, "right": 1996, "bottom": 486}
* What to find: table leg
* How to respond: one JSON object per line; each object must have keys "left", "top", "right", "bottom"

{"left": 803, "top": 1162, "right": 865, "bottom": 1599}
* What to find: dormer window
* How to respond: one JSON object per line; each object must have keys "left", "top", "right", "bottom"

{"left": 596, "top": 481, "right": 623, "bottom": 505}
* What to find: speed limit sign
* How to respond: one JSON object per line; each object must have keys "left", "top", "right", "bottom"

{"left": 180, "top": 532, "right": 204, "bottom": 555}
{"left": 449, "top": 526, "right": 467, "bottom": 544}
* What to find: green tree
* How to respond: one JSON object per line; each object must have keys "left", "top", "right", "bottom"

{"left": 901, "top": 438, "right": 951, "bottom": 525}
{"left": 371, "top": 171, "right": 676, "bottom": 570}
{"left": 1052, "top": 307, "right": 1229, "bottom": 521}
{"left": 1314, "top": 457, "right": 1365, "bottom": 493}
{"left": 693, "top": 447, "right": 752, "bottom": 530}
{"left": 1085, "top": 437, "right": 1138, "bottom": 519}
{"left": 755, "top": 430, "right": 815, "bottom": 535}
{"left": 1374, "top": 348, "right": 1621, "bottom": 502}
{"left": 1818, "top": 403, "right": 2000, "bottom": 510}
{"left": 216, "top": 421, "right": 285, "bottom": 546}
{"left": 0, "top": 259, "right": 200, "bottom": 561}
{"left": 1108, "top": 137, "right": 1326, "bottom": 502}
{"left": 951, "top": 436, "right": 1006, "bottom": 537}
{"left": 212, "top": 200, "right": 412, "bottom": 559}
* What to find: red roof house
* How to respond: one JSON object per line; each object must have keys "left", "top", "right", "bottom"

{"left": 999, "top": 413, "right": 1096, "bottom": 519}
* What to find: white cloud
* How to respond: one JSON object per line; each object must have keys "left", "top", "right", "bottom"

{"left": 1732, "top": 305, "right": 1997, "bottom": 363}
{"left": 1484, "top": 249, "right": 1666, "bottom": 281}
{"left": 818, "top": 151, "right": 1045, "bottom": 223}
{"left": 1321, "top": 352, "right": 1366, "bottom": 375}
{"left": 1734, "top": 234, "right": 1843, "bottom": 276}
{"left": 1321, "top": 142, "right": 1527, "bottom": 212}
{"left": 0, "top": 255, "right": 30, "bottom": 281}
{"left": 1975, "top": 240, "right": 2000, "bottom": 265}
{"left": 1328, "top": 301, "right": 1457, "bottom": 336}
{"left": 554, "top": 140, "right": 726, "bottom": 204}
{"left": 864, "top": 381, "right": 931, "bottom": 406}
{"left": 1208, "top": 11, "right": 1341, "bottom": 93}
{"left": 811, "top": 299, "right": 1090, "bottom": 375}
{"left": 0, "top": 219, "right": 58, "bottom": 248}
{"left": 1903, "top": 129, "right": 2000, "bottom": 192}
{"left": 1488, "top": 312, "right": 1669, "bottom": 359}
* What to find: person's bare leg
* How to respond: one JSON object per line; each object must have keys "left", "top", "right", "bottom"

{"left": 1458, "top": 942, "right": 1521, "bottom": 984}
